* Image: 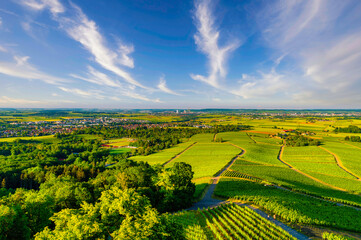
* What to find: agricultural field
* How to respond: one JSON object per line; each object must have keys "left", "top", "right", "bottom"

{"left": 0, "top": 135, "right": 59, "bottom": 144}
{"left": 129, "top": 141, "right": 195, "bottom": 165}
{"left": 168, "top": 141, "right": 241, "bottom": 178}
{"left": 103, "top": 138, "right": 134, "bottom": 147}
{"left": 174, "top": 203, "right": 296, "bottom": 240}
{"left": 322, "top": 141, "right": 361, "bottom": 178}
{"left": 215, "top": 178, "right": 361, "bottom": 233}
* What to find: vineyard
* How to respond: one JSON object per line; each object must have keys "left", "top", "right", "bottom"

{"left": 174, "top": 203, "right": 296, "bottom": 240}
{"left": 214, "top": 178, "right": 361, "bottom": 232}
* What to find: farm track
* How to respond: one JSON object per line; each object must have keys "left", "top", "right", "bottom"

{"left": 162, "top": 142, "right": 197, "bottom": 166}
{"left": 277, "top": 146, "right": 347, "bottom": 191}
{"left": 213, "top": 133, "right": 217, "bottom": 142}
{"left": 187, "top": 144, "right": 246, "bottom": 210}
{"left": 318, "top": 146, "right": 361, "bottom": 181}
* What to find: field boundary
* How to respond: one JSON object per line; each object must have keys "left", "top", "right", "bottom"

{"left": 162, "top": 142, "right": 197, "bottom": 166}
{"left": 341, "top": 141, "right": 361, "bottom": 150}
{"left": 278, "top": 146, "right": 346, "bottom": 191}
{"left": 246, "top": 133, "right": 257, "bottom": 143}
{"left": 318, "top": 146, "right": 361, "bottom": 181}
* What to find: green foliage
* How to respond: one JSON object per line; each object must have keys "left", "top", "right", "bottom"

{"left": 322, "top": 232, "right": 356, "bottom": 240}
{"left": 0, "top": 204, "right": 30, "bottom": 240}
{"left": 344, "top": 136, "right": 361, "bottom": 142}
{"left": 335, "top": 125, "right": 361, "bottom": 133}
{"left": 282, "top": 134, "right": 321, "bottom": 147}
{"left": 35, "top": 187, "right": 184, "bottom": 240}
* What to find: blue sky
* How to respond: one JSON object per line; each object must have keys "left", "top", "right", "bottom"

{"left": 1, "top": 0, "right": 361, "bottom": 109}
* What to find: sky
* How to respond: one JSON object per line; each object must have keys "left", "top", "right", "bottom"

{"left": 1, "top": 0, "right": 361, "bottom": 109}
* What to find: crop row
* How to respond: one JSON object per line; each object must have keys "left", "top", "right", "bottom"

{"left": 215, "top": 178, "right": 361, "bottom": 232}
{"left": 221, "top": 170, "right": 263, "bottom": 183}
{"left": 199, "top": 203, "right": 296, "bottom": 240}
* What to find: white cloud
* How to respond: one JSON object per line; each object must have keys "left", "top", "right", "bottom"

{"left": 20, "top": 0, "right": 64, "bottom": 15}
{"left": 191, "top": 0, "right": 240, "bottom": 88}
{"left": 58, "top": 86, "right": 104, "bottom": 99}
{"left": 58, "top": 4, "right": 145, "bottom": 88}
{"left": 254, "top": 0, "right": 361, "bottom": 105}
{"left": 123, "top": 90, "right": 162, "bottom": 103}
{"left": 0, "top": 55, "right": 68, "bottom": 84}
{"left": 157, "top": 76, "right": 181, "bottom": 96}
{"left": 0, "top": 96, "right": 41, "bottom": 104}
{"left": 0, "top": 17, "right": 2, "bottom": 27}
{"left": 70, "top": 66, "right": 122, "bottom": 88}
{"left": 303, "top": 31, "right": 361, "bottom": 92}
{"left": 231, "top": 70, "right": 288, "bottom": 99}
{"left": 18, "top": 0, "right": 149, "bottom": 89}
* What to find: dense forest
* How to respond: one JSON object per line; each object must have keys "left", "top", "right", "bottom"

{"left": 0, "top": 124, "right": 250, "bottom": 239}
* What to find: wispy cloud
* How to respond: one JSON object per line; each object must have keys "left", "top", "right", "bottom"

{"left": 0, "top": 55, "right": 68, "bottom": 84}
{"left": 17, "top": 0, "right": 155, "bottom": 104}
{"left": 58, "top": 86, "right": 104, "bottom": 99}
{"left": 231, "top": 70, "right": 288, "bottom": 99}
{"left": 0, "top": 96, "right": 41, "bottom": 104}
{"left": 58, "top": 4, "right": 145, "bottom": 88}
{"left": 20, "top": 0, "right": 64, "bottom": 15}
{"left": 255, "top": 0, "right": 361, "bottom": 104}
{"left": 123, "top": 90, "right": 162, "bottom": 103}
{"left": 70, "top": 66, "right": 122, "bottom": 88}
{"left": 191, "top": 0, "right": 240, "bottom": 88}
{"left": 157, "top": 76, "right": 181, "bottom": 96}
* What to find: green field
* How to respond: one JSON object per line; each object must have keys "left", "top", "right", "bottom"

{"left": 322, "top": 141, "right": 361, "bottom": 178}
{"left": 0, "top": 135, "right": 59, "bottom": 144}
{"left": 169, "top": 142, "right": 241, "bottom": 178}
{"left": 130, "top": 141, "right": 195, "bottom": 165}
{"left": 109, "top": 148, "right": 132, "bottom": 155}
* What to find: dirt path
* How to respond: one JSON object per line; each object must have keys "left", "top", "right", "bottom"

{"left": 162, "top": 142, "right": 197, "bottom": 166}
{"left": 277, "top": 146, "right": 346, "bottom": 191}
{"left": 187, "top": 146, "right": 245, "bottom": 210}
{"left": 319, "top": 146, "right": 361, "bottom": 180}
{"left": 213, "top": 133, "right": 217, "bottom": 142}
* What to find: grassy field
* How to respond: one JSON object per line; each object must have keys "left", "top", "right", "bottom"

{"left": 109, "top": 148, "right": 132, "bottom": 155}
{"left": 103, "top": 138, "right": 134, "bottom": 147}
{"left": 322, "top": 141, "right": 361, "bottom": 178}
{"left": 130, "top": 141, "right": 195, "bottom": 165}
{"left": 0, "top": 135, "right": 59, "bottom": 143}
{"left": 169, "top": 142, "right": 241, "bottom": 178}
